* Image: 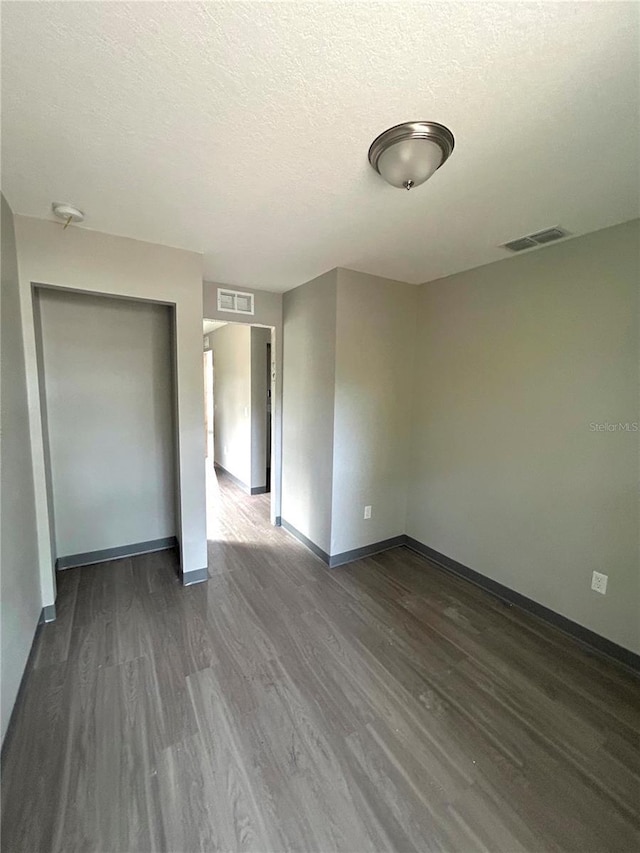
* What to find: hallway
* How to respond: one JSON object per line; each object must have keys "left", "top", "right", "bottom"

{"left": 2, "top": 471, "right": 639, "bottom": 852}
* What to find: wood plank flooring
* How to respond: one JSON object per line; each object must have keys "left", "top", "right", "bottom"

{"left": 2, "top": 469, "right": 639, "bottom": 852}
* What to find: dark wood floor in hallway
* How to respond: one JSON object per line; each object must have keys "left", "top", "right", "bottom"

{"left": 2, "top": 470, "right": 639, "bottom": 853}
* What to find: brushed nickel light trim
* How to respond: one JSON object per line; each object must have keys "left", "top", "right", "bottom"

{"left": 368, "top": 121, "right": 455, "bottom": 190}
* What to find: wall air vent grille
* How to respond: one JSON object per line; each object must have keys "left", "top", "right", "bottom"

{"left": 501, "top": 226, "right": 570, "bottom": 252}
{"left": 217, "top": 288, "right": 255, "bottom": 315}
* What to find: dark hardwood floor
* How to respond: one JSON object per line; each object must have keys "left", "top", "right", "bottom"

{"left": 2, "top": 469, "right": 639, "bottom": 852}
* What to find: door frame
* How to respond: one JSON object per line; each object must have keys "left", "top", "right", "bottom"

{"left": 203, "top": 320, "right": 281, "bottom": 526}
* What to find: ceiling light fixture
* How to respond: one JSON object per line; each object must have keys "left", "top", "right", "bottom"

{"left": 52, "top": 202, "right": 84, "bottom": 229}
{"left": 368, "top": 121, "right": 455, "bottom": 190}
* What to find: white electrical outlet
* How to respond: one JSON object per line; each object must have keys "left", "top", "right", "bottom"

{"left": 591, "top": 571, "right": 608, "bottom": 595}
{"left": 364, "top": 505, "right": 372, "bottom": 520}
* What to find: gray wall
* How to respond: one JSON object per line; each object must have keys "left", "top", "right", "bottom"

{"left": 210, "top": 323, "right": 252, "bottom": 487}
{"left": 36, "top": 289, "right": 176, "bottom": 558}
{"left": 331, "top": 269, "right": 417, "bottom": 554}
{"left": 282, "top": 270, "right": 337, "bottom": 553}
{"left": 251, "top": 327, "right": 271, "bottom": 489}
{"left": 281, "top": 268, "right": 417, "bottom": 557}
{"left": 406, "top": 220, "right": 640, "bottom": 653}
{"left": 1, "top": 195, "right": 42, "bottom": 743}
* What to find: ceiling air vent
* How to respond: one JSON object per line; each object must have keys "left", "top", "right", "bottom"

{"left": 501, "top": 226, "right": 570, "bottom": 253}
{"left": 529, "top": 226, "right": 568, "bottom": 244}
{"left": 502, "top": 236, "right": 537, "bottom": 252}
{"left": 217, "top": 288, "right": 255, "bottom": 315}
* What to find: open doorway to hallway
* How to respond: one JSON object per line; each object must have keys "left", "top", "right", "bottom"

{"left": 203, "top": 319, "right": 276, "bottom": 547}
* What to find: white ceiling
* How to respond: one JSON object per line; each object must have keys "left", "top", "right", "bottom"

{"left": 203, "top": 319, "right": 226, "bottom": 335}
{"left": 2, "top": 2, "right": 638, "bottom": 292}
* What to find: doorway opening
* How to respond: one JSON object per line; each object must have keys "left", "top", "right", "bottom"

{"left": 202, "top": 320, "right": 278, "bottom": 548}
{"left": 33, "top": 286, "right": 179, "bottom": 576}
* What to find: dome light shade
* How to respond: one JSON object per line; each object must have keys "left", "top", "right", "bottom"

{"left": 368, "top": 121, "right": 454, "bottom": 190}
{"left": 376, "top": 138, "right": 443, "bottom": 189}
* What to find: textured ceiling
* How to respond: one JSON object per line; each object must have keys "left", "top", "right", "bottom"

{"left": 2, "top": 2, "right": 638, "bottom": 292}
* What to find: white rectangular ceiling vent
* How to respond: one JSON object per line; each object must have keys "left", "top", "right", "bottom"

{"left": 501, "top": 226, "right": 570, "bottom": 253}
{"left": 217, "top": 288, "right": 255, "bottom": 315}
